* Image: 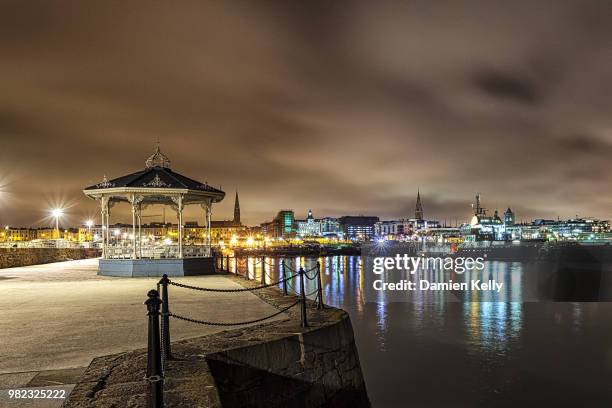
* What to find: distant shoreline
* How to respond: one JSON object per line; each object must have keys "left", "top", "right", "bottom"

{"left": 232, "top": 245, "right": 361, "bottom": 257}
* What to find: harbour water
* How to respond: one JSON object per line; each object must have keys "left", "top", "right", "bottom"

{"left": 231, "top": 255, "right": 612, "bottom": 407}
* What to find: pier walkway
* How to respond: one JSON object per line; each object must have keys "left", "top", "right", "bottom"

{"left": 0, "top": 258, "right": 284, "bottom": 407}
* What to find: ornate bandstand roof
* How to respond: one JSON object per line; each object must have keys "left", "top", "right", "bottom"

{"left": 83, "top": 145, "right": 225, "bottom": 205}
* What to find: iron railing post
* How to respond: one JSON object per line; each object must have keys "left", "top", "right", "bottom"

{"left": 315, "top": 262, "right": 324, "bottom": 310}
{"left": 159, "top": 274, "right": 172, "bottom": 359}
{"left": 299, "top": 268, "right": 308, "bottom": 327}
{"left": 260, "top": 256, "right": 265, "bottom": 284}
{"left": 282, "top": 261, "right": 288, "bottom": 295}
{"left": 145, "top": 289, "right": 163, "bottom": 408}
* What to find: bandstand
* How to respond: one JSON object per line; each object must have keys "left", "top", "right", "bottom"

{"left": 83, "top": 146, "right": 225, "bottom": 277}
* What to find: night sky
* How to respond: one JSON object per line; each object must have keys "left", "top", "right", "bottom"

{"left": 1, "top": 1, "right": 611, "bottom": 228}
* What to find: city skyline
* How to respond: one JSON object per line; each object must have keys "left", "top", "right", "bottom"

{"left": 1, "top": 1, "right": 611, "bottom": 226}
{"left": 0, "top": 188, "right": 607, "bottom": 230}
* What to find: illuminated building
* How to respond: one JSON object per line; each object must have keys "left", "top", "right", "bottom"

{"left": 374, "top": 221, "right": 405, "bottom": 238}
{"left": 276, "top": 210, "right": 296, "bottom": 238}
{"left": 209, "top": 191, "right": 246, "bottom": 242}
{"left": 462, "top": 193, "right": 505, "bottom": 241}
{"left": 35, "top": 228, "right": 57, "bottom": 240}
{"left": 339, "top": 216, "right": 379, "bottom": 240}
{"left": 78, "top": 224, "right": 104, "bottom": 242}
{"left": 297, "top": 210, "right": 321, "bottom": 237}
{"left": 319, "top": 217, "right": 341, "bottom": 237}
{"left": 404, "top": 191, "right": 440, "bottom": 232}
{"left": 260, "top": 210, "right": 296, "bottom": 238}
{"left": 0, "top": 227, "right": 37, "bottom": 242}
{"left": 504, "top": 208, "right": 515, "bottom": 226}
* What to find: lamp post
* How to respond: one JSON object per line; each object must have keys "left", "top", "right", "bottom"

{"left": 51, "top": 208, "right": 63, "bottom": 239}
{"left": 85, "top": 219, "right": 93, "bottom": 241}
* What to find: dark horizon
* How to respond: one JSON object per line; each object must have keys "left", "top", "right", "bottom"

{"left": 1, "top": 1, "right": 611, "bottom": 227}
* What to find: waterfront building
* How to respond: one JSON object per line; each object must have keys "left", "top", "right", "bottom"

{"left": 261, "top": 210, "right": 296, "bottom": 239}
{"left": 78, "top": 224, "right": 104, "bottom": 242}
{"left": 504, "top": 208, "right": 515, "bottom": 226}
{"left": 35, "top": 228, "right": 58, "bottom": 240}
{"left": 319, "top": 217, "right": 342, "bottom": 237}
{"left": 259, "top": 221, "right": 272, "bottom": 238}
{"left": 419, "top": 226, "right": 463, "bottom": 243}
{"left": 462, "top": 193, "right": 506, "bottom": 241}
{"left": 339, "top": 216, "right": 379, "bottom": 240}
{"left": 402, "top": 191, "right": 441, "bottom": 234}
{"left": 374, "top": 220, "right": 405, "bottom": 239}
{"left": 296, "top": 210, "right": 322, "bottom": 237}
{"left": 526, "top": 218, "right": 610, "bottom": 241}
{"left": 407, "top": 218, "right": 441, "bottom": 232}
{"left": 209, "top": 191, "right": 246, "bottom": 243}
{"left": 0, "top": 227, "right": 37, "bottom": 242}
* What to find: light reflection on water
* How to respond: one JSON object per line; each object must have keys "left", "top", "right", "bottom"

{"left": 229, "top": 255, "right": 612, "bottom": 407}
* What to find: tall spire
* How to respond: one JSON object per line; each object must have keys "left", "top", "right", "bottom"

{"left": 415, "top": 189, "right": 424, "bottom": 220}
{"left": 233, "top": 190, "right": 241, "bottom": 225}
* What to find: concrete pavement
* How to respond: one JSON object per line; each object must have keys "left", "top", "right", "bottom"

{"left": 0, "top": 258, "right": 286, "bottom": 407}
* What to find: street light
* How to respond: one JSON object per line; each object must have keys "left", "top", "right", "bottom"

{"left": 85, "top": 219, "right": 94, "bottom": 241}
{"left": 51, "top": 208, "right": 64, "bottom": 239}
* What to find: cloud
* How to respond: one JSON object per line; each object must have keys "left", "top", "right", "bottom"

{"left": 472, "top": 70, "right": 540, "bottom": 104}
{"left": 0, "top": 1, "right": 610, "bottom": 226}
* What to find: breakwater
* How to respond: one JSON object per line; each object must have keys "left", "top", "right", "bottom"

{"left": 0, "top": 248, "right": 101, "bottom": 269}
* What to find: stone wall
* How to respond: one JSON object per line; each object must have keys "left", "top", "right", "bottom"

{"left": 0, "top": 248, "right": 100, "bottom": 269}
{"left": 64, "top": 277, "right": 370, "bottom": 407}
{"left": 206, "top": 312, "right": 368, "bottom": 408}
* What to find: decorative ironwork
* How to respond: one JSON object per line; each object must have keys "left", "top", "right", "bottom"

{"left": 145, "top": 143, "right": 171, "bottom": 169}
{"left": 96, "top": 175, "right": 115, "bottom": 188}
{"left": 170, "top": 195, "right": 183, "bottom": 208}
{"left": 143, "top": 175, "right": 170, "bottom": 188}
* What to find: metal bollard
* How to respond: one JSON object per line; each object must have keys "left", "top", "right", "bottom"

{"left": 282, "top": 261, "right": 288, "bottom": 295}
{"left": 244, "top": 257, "right": 249, "bottom": 280}
{"left": 299, "top": 268, "right": 308, "bottom": 327}
{"left": 159, "top": 274, "right": 172, "bottom": 359}
{"left": 145, "top": 290, "right": 164, "bottom": 408}
{"left": 260, "top": 256, "right": 266, "bottom": 284}
{"left": 315, "top": 262, "right": 324, "bottom": 310}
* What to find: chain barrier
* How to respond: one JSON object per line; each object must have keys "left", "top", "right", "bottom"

{"left": 283, "top": 262, "right": 318, "bottom": 274}
{"left": 304, "top": 270, "right": 319, "bottom": 281}
{"left": 145, "top": 256, "right": 326, "bottom": 408}
{"left": 169, "top": 300, "right": 300, "bottom": 327}
{"left": 167, "top": 273, "right": 298, "bottom": 293}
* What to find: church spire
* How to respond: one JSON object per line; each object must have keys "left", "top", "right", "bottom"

{"left": 233, "top": 190, "right": 241, "bottom": 225}
{"left": 415, "top": 189, "right": 424, "bottom": 220}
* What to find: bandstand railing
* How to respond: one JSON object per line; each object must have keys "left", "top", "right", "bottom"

{"left": 105, "top": 244, "right": 211, "bottom": 259}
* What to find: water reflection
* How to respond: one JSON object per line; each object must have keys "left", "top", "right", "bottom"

{"left": 228, "top": 255, "right": 612, "bottom": 406}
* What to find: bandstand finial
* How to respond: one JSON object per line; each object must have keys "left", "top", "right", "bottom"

{"left": 145, "top": 140, "right": 171, "bottom": 169}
